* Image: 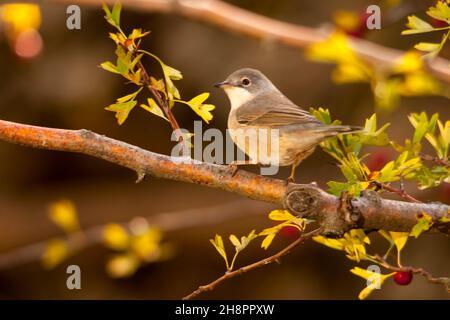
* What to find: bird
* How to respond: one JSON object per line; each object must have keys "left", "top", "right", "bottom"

{"left": 215, "top": 68, "right": 362, "bottom": 182}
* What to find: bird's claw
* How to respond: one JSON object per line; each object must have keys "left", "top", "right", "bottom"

{"left": 228, "top": 163, "right": 239, "bottom": 177}
{"left": 286, "top": 176, "right": 295, "bottom": 185}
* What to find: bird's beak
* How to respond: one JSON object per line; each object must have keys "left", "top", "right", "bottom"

{"left": 214, "top": 81, "right": 231, "bottom": 88}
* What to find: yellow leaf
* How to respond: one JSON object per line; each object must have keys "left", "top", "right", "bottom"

{"left": 393, "top": 51, "right": 423, "bottom": 73}
{"left": 150, "top": 77, "right": 165, "bottom": 92}
{"left": 187, "top": 92, "right": 209, "bottom": 106}
{"left": 313, "top": 235, "right": 344, "bottom": 251}
{"left": 378, "top": 230, "right": 394, "bottom": 244}
{"left": 306, "top": 32, "right": 356, "bottom": 64}
{"left": 229, "top": 234, "right": 241, "bottom": 248}
{"left": 103, "top": 223, "right": 130, "bottom": 250}
{"left": 427, "top": 1, "right": 450, "bottom": 22}
{"left": 128, "top": 28, "right": 150, "bottom": 40}
{"left": 184, "top": 93, "right": 215, "bottom": 123}
{"left": 390, "top": 231, "right": 409, "bottom": 255}
{"left": 440, "top": 213, "right": 450, "bottom": 223}
{"left": 399, "top": 72, "right": 441, "bottom": 96}
{"left": 333, "top": 10, "right": 360, "bottom": 32}
{"left": 261, "top": 233, "right": 276, "bottom": 250}
{"left": 268, "top": 209, "right": 295, "bottom": 221}
{"left": 140, "top": 98, "right": 169, "bottom": 122}
{"left": 42, "top": 239, "right": 68, "bottom": 269}
{"left": 414, "top": 42, "right": 441, "bottom": 53}
{"left": 109, "top": 32, "right": 126, "bottom": 45}
{"left": 210, "top": 234, "right": 228, "bottom": 268}
{"left": 350, "top": 267, "right": 395, "bottom": 299}
{"left": 410, "top": 213, "right": 433, "bottom": 238}
{"left": 1, "top": 4, "right": 41, "bottom": 38}
{"left": 131, "top": 228, "right": 162, "bottom": 262}
{"left": 48, "top": 199, "right": 79, "bottom": 233}
{"left": 332, "top": 61, "right": 372, "bottom": 83}
{"left": 106, "top": 253, "right": 140, "bottom": 278}
{"left": 230, "top": 230, "right": 257, "bottom": 252}
{"left": 162, "top": 64, "right": 183, "bottom": 80}
{"left": 105, "top": 100, "right": 137, "bottom": 125}
{"left": 402, "top": 16, "right": 434, "bottom": 35}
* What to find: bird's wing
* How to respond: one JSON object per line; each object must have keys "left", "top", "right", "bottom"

{"left": 235, "top": 92, "right": 321, "bottom": 127}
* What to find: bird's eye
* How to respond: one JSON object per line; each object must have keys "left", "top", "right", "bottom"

{"left": 241, "top": 77, "right": 251, "bottom": 86}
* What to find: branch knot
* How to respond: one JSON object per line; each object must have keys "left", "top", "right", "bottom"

{"left": 283, "top": 184, "right": 321, "bottom": 218}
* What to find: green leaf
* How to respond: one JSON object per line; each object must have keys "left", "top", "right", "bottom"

{"left": 115, "top": 46, "right": 133, "bottom": 75}
{"left": 111, "top": 2, "right": 121, "bottom": 27}
{"left": 100, "top": 61, "right": 121, "bottom": 74}
{"left": 140, "top": 98, "right": 169, "bottom": 122}
{"left": 402, "top": 16, "right": 435, "bottom": 35}
{"left": 102, "top": 2, "right": 122, "bottom": 30}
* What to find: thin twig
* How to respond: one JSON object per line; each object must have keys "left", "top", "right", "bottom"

{"left": 420, "top": 153, "right": 450, "bottom": 167}
{"left": 373, "top": 181, "right": 422, "bottom": 203}
{"left": 374, "top": 254, "right": 450, "bottom": 292}
{"left": 182, "top": 228, "right": 321, "bottom": 300}
{"left": 118, "top": 41, "right": 184, "bottom": 143}
{"left": 45, "top": 0, "right": 450, "bottom": 83}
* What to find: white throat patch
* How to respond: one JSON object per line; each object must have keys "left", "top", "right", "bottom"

{"left": 224, "top": 86, "right": 254, "bottom": 110}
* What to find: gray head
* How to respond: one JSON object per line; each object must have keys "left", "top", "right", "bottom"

{"left": 215, "top": 68, "right": 276, "bottom": 109}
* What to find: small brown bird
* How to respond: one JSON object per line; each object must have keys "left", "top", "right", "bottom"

{"left": 215, "top": 68, "right": 361, "bottom": 182}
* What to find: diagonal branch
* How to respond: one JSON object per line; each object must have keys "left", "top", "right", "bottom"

{"left": 182, "top": 228, "right": 321, "bottom": 300}
{"left": 44, "top": 0, "right": 450, "bottom": 83}
{"left": 0, "top": 119, "right": 449, "bottom": 236}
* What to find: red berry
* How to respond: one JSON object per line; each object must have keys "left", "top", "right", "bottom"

{"left": 430, "top": 18, "right": 447, "bottom": 28}
{"left": 367, "top": 150, "right": 391, "bottom": 172}
{"left": 124, "top": 39, "right": 133, "bottom": 48}
{"left": 393, "top": 271, "right": 413, "bottom": 286}
{"left": 280, "top": 225, "right": 300, "bottom": 238}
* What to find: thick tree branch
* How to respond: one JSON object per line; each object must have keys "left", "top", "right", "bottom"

{"left": 45, "top": 0, "right": 450, "bottom": 83}
{"left": 0, "top": 119, "right": 449, "bottom": 236}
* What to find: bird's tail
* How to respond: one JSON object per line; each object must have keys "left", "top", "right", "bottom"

{"left": 318, "top": 125, "right": 364, "bottom": 137}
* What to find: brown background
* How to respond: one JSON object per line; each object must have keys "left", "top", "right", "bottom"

{"left": 0, "top": 0, "right": 448, "bottom": 299}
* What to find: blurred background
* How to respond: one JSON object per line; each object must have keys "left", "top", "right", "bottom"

{"left": 0, "top": 0, "right": 448, "bottom": 299}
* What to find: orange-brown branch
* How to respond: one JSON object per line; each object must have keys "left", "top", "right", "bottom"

{"left": 44, "top": 0, "right": 450, "bottom": 83}
{"left": 0, "top": 119, "right": 448, "bottom": 235}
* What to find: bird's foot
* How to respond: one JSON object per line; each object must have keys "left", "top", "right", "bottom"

{"left": 286, "top": 176, "right": 295, "bottom": 185}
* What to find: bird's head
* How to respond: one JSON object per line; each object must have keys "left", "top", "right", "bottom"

{"left": 215, "top": 68, "right": 275, "bottom": 109}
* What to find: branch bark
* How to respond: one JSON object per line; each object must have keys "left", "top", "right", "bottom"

{"left": 45, "top": 0, "right": 450, "bottom": 83}
{"left": 0, "top": 119, "right": 449, "bottom": 236}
